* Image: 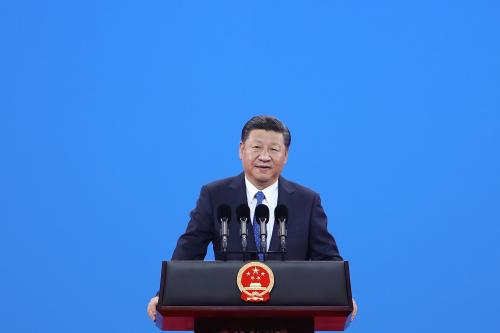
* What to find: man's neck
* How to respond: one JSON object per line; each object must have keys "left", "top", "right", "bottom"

{"left": 244, "top": 176, "right": 279, "bottom": 191}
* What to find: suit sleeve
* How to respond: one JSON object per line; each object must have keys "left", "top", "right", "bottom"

{"left": 171, "top": 185, "right": 215, "bottom": 260}
{"left": 308, "top": 193, "right": 343, "bottom": 261}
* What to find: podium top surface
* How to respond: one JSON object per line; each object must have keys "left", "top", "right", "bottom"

{"left": 159, "top": 260, "right": 352, "bottom": 307}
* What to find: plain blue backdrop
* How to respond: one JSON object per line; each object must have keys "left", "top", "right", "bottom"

{"left": 1, "top": 1, "right": 499, "bottom": 332}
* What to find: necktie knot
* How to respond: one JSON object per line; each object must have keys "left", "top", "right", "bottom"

{"left": 255, "top": 191, "right": 265, "bottom": 205}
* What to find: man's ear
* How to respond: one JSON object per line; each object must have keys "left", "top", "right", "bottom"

{"left": 239, "top": 141, "right": 244, "bottom": 160}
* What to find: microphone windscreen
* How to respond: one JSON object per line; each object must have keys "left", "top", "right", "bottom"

{"left": 275, "top": 204, "right": 288, "bottom": 222}
{"left": 217, "top": 204, "right": 231, "bottom": 223}
{"left": 255, "top": 204, "right": 270, "bottom": 223}
{"left": 236, "top": 204, "right": 250, "bottom": 222}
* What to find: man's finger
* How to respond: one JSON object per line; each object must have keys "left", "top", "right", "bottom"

{"left": 147, "top": 297, "right": 159, "bottom": 321}
{"left": 351, "top": 298, "right": 358, "bottom": 321}
{"left": 148, "top": 307, "right": 156, "bottom": 321}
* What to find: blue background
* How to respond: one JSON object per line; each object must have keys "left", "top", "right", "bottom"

{"left": 1, "top": 1, "right": 499, "bottom": 332}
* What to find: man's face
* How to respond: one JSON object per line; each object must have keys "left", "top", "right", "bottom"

{"left": 239, "top": 129, "right": 288, "bottom": 189}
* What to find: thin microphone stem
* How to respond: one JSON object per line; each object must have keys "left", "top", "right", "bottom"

{"left": 259, "top": 217, "right": 267, "bottom": 255}
{"left": 278, "top": 217, "right": 287, "bottom": 254}
{"left": 221, "top": 217, "right": 229, "bottom": 253}
{"left": 240, "top": 217, "right": 248, "bottom": 252}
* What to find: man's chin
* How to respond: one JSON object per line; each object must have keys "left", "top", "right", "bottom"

{"left": 253, "top": 175, "right": 277, "bottom": 187}
{"left": 254, "top": 171, "right": 272, "bottom": 180}
{"left": 254, "top": 167, "right": 273, "bottom": 175}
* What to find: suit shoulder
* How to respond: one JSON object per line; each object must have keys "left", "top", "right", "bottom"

{"left": 281, "top": 178, "right": 320, "bottom": 198}
{"left": 203, "top": 174, "right": 242, "bottom": 191}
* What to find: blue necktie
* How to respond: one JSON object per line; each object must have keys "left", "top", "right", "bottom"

{"left": 254, "top": 191, "right": 265, "bottom": 261}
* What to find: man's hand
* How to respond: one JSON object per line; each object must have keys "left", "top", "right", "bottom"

{"left": 147, "top": 296, "right": 159, "bottom": 321}
{"left": 351, "top": 298, "right": 358, "bottom": 321}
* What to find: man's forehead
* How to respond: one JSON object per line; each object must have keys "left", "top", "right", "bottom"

{"left": 245, "top": 130, "right": 285, "bottom": 144}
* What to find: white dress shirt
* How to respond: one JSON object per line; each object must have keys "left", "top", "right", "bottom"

{"left": 244, "top": 176, "right": 278, "bottom": 251}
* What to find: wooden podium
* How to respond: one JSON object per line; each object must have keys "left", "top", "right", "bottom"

{"left": 156, "top": 261, "right": 353, "bottom": 332}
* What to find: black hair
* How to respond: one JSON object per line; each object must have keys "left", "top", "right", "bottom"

{"left": 241, "top": 115, "right": 291, "bottom": 148}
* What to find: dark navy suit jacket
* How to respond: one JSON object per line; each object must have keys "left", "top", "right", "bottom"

{"left": 172, "top": 173, "right": 342, "bottom": 261}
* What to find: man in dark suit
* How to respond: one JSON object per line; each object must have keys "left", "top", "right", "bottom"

{"left": 171, "top": 173, "right": 342, "bottom": 261}
{"left": 147, "top": 115, "right": 356, "bottom": 320}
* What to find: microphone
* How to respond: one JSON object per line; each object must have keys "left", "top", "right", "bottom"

{"left": 275, "top": 204, "right": 288, "bottom": 253}
{"left": 255, "top": 204, "right": 269, "bottom": 255}
{"left": 217, "top": 204, "right": 231, "bottom": 253}
{"left": 236, "top": 204, "right": 250, "bottom": 252}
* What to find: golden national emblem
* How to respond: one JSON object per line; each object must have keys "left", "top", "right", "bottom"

{"left": 236, "top": 262, "right": 275, "bottom": 302}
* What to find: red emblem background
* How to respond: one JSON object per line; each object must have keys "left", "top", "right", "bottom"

{"left": 237, "top": 262, "right": 274, "bottom": 302}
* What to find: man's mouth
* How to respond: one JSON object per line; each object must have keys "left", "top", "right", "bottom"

{"left": 255, "top": 165, "right": 272, "bottom": 169}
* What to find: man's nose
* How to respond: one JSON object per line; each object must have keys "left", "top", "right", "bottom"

{"left": 258, "top": 150, "right": 271, "bottom": 161}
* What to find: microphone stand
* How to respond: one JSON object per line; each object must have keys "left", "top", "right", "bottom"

{"left": 259, "top": 217, "right": 267, "bottom": 261}
{"left": 220, "top": 217, "right": 229, "bottom": 261}
{"left": 278, "top": 217, "right": 287, "bottom": 261}
{"left": 239, "top": 217, "right": 248, "bottom": 261}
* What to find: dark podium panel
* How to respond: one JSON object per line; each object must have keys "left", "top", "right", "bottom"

{"left": 156, "top": 261, "right": 353, "bottom": 332}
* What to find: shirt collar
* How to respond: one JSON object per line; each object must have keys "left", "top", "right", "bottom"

{"left": 244, "top": 176, "right": 279, "bottom": 201}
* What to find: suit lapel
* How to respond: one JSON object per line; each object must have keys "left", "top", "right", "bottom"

{"left": 228, "top": 173, "right": 258, "bottom": 254}
{"left": 228, "top": 173, "right": 248, "bottom": 207}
